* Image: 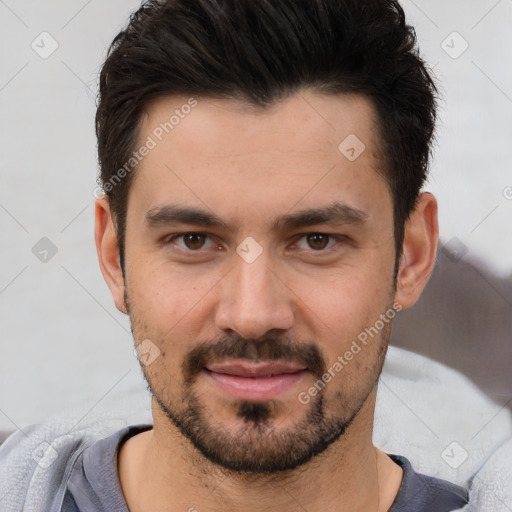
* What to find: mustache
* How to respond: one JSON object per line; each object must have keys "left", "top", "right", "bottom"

{"left": 182, "top": 333, "right": 327, "bottom": 385}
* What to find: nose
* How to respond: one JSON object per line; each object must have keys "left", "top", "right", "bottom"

{"left": 214, "top": 249, "right": 294, "bottom": 341}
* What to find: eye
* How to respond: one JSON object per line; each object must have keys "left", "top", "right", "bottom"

{"left": 294, "top": 233, "right": 338, "bottom": 251}
{"left": 165, "top": 232, "right": 216, "bottom": 251}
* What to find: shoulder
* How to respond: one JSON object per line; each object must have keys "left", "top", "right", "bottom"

{"left": 0, "top": 419, "right": 138, "bottom": 512}
{"left": 63, "top": 424, "right": 152, "bottom": 512}
{"left": 389, "top": 454, "right": 469, "bottom": 512}
{"left": 0, "top": 423, "right": 88, "bottom": 511}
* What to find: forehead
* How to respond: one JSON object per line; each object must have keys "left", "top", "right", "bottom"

{"left": 128, "top": 91, "right": 390, "bottom": 226}
{"left": 138, "top": 91, "right": 380, "bottom": 160}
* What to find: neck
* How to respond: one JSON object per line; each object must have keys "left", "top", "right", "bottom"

{"left": 118, "top": 390, "right": 402, "bottom": 512}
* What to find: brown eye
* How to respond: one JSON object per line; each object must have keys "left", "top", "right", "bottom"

{"left": 182, "top": 233, "right": 207, "bottom": 250}
{"left": 165, "top": 232, "right": 216, "bottom": 252}
{"left": 306, "top": 233, "right": 330, "bottom": 250}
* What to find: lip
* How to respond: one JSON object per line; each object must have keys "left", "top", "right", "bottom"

{"left": 204, "top": 361, "right": 307, "bottom": 401}
{"left": 205, "top": 361, "right": 307, "bottom": 378}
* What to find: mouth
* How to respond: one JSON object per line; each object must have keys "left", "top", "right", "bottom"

{"left": 203, "top": 361, "right": 308, "bottom": 401}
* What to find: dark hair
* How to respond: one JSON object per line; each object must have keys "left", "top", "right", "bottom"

{"left": 96, "top": 0, "right": 438, "bottom": 276}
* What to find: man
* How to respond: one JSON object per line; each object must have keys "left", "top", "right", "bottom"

{"left": 2, "top": 0, "right": 471, "bottom": 510}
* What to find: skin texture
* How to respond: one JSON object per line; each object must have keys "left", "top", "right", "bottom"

{"left": 95, "top": 91, "right": 438, "bottom": 512}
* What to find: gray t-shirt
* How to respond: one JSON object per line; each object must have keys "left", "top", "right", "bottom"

{"left": 62, "top": 425, "right": 468, "bottom": 511}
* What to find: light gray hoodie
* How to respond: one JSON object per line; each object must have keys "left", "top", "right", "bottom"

{"left": 0, "top": 347, "right": 510, "bottom": 511}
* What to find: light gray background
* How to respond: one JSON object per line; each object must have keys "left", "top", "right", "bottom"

{"left": 0, "top": 0, "right": 511, "bottom": 431}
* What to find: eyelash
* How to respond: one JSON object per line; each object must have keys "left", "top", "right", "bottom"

{"left": 162, "top": 232, "right": 346, "bottom": 254}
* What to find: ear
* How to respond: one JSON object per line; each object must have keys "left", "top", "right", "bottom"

{"left": 394, "top": 192, "right": 439, "bottom": 310}
{"left": 94, "top": 196, "right": 127, "bottom": 314}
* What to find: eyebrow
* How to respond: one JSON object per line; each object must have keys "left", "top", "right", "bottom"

{"left": 146, "top": 205, "right": 226, "bottom": 228}
{"left": 272, "top": 202, "right": 369, "bottom": 231}
{"left": 145, "top": 202, "right": 369, "bottom": 231}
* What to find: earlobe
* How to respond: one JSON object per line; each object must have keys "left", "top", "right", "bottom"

{"left": 94, "top": 197, "right": 127, "bottom": 314}
{"left": 394, "top": 192, "right": 439, "bottom": 310}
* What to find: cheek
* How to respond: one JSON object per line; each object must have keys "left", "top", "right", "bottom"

{"left": 123, "top": 213, "right": 215, "bottom": 322}
{"left": 288, "top": 265, "right": 394, "bottom": 387}
{"left": 127, "top": 263, "right": 220, "bottom": 343}
{"left": 294, "top": 264, "right": 392, "bottom": 330}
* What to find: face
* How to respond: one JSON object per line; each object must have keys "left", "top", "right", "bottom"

{"left": 113, "top": 91, "right": 401, "bottom": 473}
